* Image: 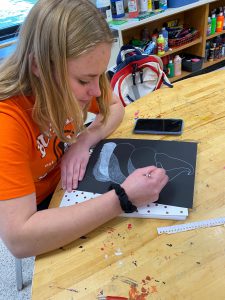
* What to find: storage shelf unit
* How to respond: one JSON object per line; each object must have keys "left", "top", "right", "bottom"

{"left": 110, "top": 0, "right": 225, "bottom": 80}
{"left": 206, "top": 29, "right": 225, "bottom": 40}
{"left": 160, "top": 37, "right": 203, "bottom": 57}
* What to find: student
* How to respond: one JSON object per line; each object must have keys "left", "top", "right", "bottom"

{"left": 0, "top": 0, "right": 168, "bottom": 258}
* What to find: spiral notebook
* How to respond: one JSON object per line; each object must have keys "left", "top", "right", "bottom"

{"left": 60, "top": 138, "right": 197, "bottom": 220}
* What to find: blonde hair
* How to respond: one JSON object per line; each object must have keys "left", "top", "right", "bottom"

{"left": 0, "top": 0, "right": 114, "bottom": 142}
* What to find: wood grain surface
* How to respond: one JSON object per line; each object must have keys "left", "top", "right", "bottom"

{"left": 32, "top": 70, "right": 225, "bottom": 300}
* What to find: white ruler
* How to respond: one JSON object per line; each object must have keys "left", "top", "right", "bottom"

{"left": 157, "top": 217, "right": 225, "bottom": 235}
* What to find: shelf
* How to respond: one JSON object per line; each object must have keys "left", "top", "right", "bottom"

{"left": 170, "top": 57, "right": 225, "bottom": 83}
{"left": 109, "top": 0, "right": 225, "bottom": 82}
{"left": 110, "top": 0, "right": 215, "bottom": 31}
{"left": 203, "top": 56, "right": 225, "bottom": 68}
{"left": 159, "top": 37, "right": 202, "bottom": 58}
{"left": 169, "top": 70, "right": 191, "bottom": 83}
{"left": 206, "top": 30, "right": 225, "bottom": 40}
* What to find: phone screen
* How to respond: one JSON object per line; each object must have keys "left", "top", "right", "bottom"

{"left": 133, "top": 118, "right": 183, "bottom": 135}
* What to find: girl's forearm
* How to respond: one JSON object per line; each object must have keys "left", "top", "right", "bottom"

{"left": 77, "top": 100, "right": 124, "bottom": 149}
{"left": 14, "top": 191, "right": 122, "bottom": 257}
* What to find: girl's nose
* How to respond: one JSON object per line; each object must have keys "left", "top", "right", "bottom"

{"left": 88, "top": 80, "right": 101, "bottom": 97}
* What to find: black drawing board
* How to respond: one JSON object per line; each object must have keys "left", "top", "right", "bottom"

{"left": 78, "top": 139, "right": 198, "bottom": 208}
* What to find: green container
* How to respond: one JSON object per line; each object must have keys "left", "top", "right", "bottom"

{"left": 167, "top": 60, "right": 174, "bottom": 78}
{"left": 211, "top": 14, "right": 216, "bottom": 34}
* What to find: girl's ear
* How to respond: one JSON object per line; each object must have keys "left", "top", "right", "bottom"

{"left": 30, "top": 54, "right": 40, "bottom": 77}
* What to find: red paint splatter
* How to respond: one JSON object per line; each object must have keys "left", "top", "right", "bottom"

{"left": 128, "top": 223, "right": 132, "bottom": 230}
{"left": 129, "top": 285, "right": 149, "bottom": 300}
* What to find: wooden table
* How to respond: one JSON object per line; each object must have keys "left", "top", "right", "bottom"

{"left": 32, "top": 71, "right": 225, "bottom": 300}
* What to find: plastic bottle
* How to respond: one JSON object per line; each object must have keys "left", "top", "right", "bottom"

{"left": 148, "top": 0, "right": 152, "bottom": 12}
{"left": 128, "top": 0, "right": 139, "bottom": 18}
{"left": 161, "top": 27, "right": 168, "bottom": 51}
{"left": 223, "top": 8, "right": 225, "bottom": 29}
{"left": 151, "top": 30, "right": 158, "bottom": 54}
{"left": 110, "top": 0, "right": 125, "bottom": 18}
{"left": 208, "top": 46, "right": 214, "bottom": 62}
{"left": 157, "top": 34, "right": 165, "bottom": 56}
{"left": 159, "top": 0, "right": 167, "bottom": 10}
{"left": 96, "top": 0, "right": 112, "bottom": 22}
{"left": 174, "top": 55, "right": 182, "bottom": 76}
{"left": 211, "top": 14, "right": 216, "bottom": 34}
{"left": 222, "top": 43, "right": 225, "bottom": 57}
{"left": 219, "top": 44, "right": 222, "bottom": 59}
{"left": 207, "top": 17, "right": 211, "bottom": 36}
{"left": 167, "top": 59, "right": 174, "bottom": 78}
{"left": 216, "top": 12, "right": 224, "bottom": 32}
{"left": 144, "top": 41, "right": 156, "bottom": 54}
{"left": 153, "top": 0, "right": 159, "bottom": 10}
{"left": 214, "top": 42, "right": 220, "bottom": 59}
{"left": 139, "top": 0, "right": 148, "bottom": 13}
{"left": 151, "top": 30, "right": 158, "bottom": 44}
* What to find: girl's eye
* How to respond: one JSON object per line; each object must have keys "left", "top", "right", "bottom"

{"left": 79, "top": 80, "right": 89, "bottom": 85}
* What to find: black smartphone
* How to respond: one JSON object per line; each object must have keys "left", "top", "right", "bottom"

{"left": 133, "top": 118, "right": 184, "bottom": 135}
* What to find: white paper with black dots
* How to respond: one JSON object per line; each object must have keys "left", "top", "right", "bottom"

{"left": 157, "top": 217, "right": 225, "bottom": 234}
{"left": 60, "top": 190, "right": 188, "bottom": 220}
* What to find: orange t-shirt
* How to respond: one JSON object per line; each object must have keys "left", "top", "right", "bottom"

{"left": 0, "top": 95, "right": 99, "bottom": 204}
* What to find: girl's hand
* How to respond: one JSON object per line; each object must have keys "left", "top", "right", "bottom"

{"left": 60, "top": 142, "right": 90, "bottom": 192}
{"left": 121, "top": 166, "right": 169, "bottom": 207}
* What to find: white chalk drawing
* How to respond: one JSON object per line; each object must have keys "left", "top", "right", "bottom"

{"left": 93, "top": 142, "right": 117, "bottom": 182}
{"left": 93, "top": 142, "right": 194, "bottom": 184}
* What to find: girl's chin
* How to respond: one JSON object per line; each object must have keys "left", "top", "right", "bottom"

{"left": 79, "top": 100, "right": 91, "bottom": 110}
{"left": 78, "top": 102, "right": 87, "bottom": 109}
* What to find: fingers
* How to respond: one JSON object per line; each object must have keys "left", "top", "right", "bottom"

{"left": 141, "top": 165, "right": 158, "bottom": 176}
{"left": 60, "top": 144, "right": 90, "bottom": 192}
{"left": 61, "top": 163, "right": 79, "bottom": 192}
{"left": 61, "top": 164, "right": 73, "bottom": 192}
{"left": 160, "top": 174, "right": 169, "bottom": 189}
{"left": 78, "top": 162, "right": 87, "bottom": 181}
{"left": 141, "top": 165, "right": 167, "bottom": 180}
{"left": 147, "top": 168, "right": 168, "bottom": 188}
{"left": 72, "top": 166, "right": 80, "bottom": 190}
{"left": 149, "top": 167, "right": 167, "bottom": 179}
{"left": 142, "top": 166, "right": 168, "bottom": 197}
{"left": 72, "top": 161, "right": 87, "bottom": 189}
{"left": 61, "top": 162, "right": 87, "bottom": 192}
{"left": 61, "top": 166, "right": 67, "bottom": 191}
